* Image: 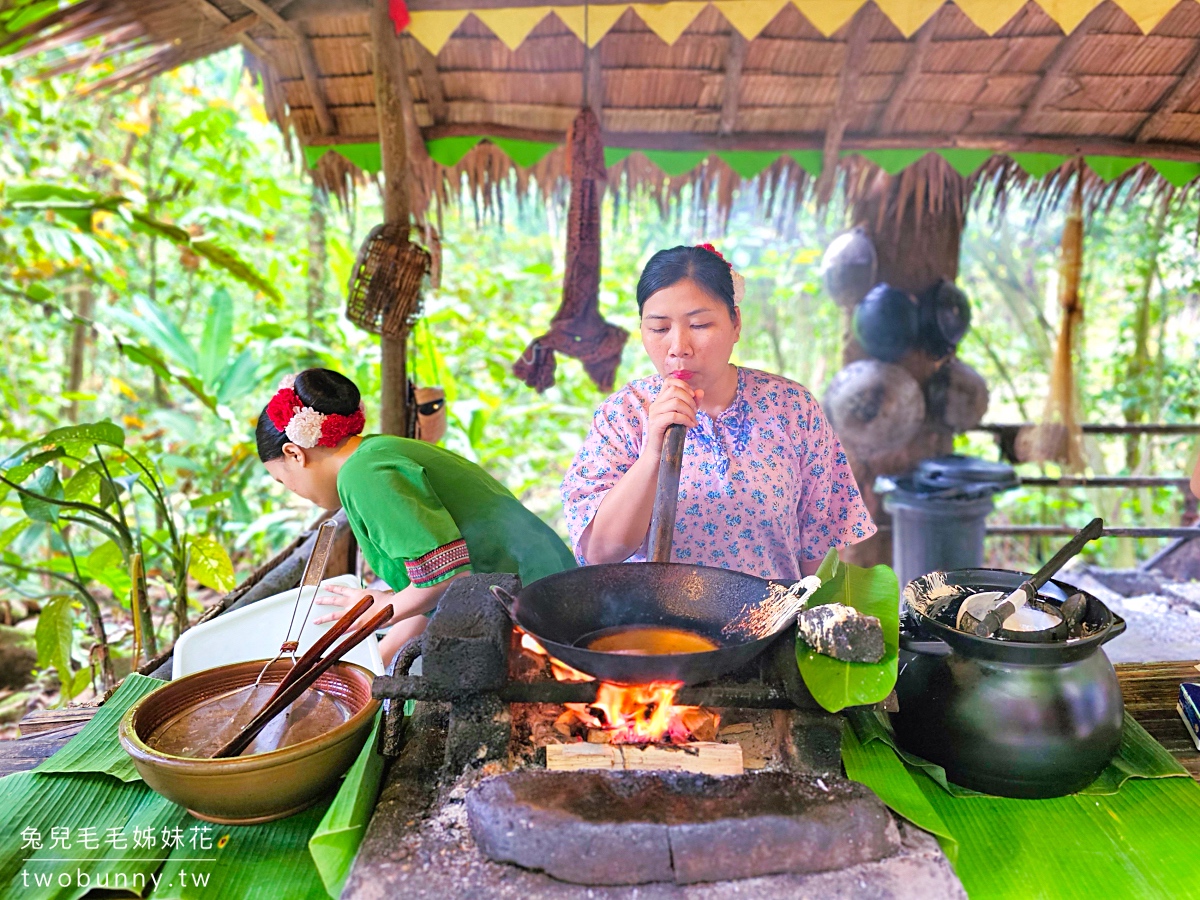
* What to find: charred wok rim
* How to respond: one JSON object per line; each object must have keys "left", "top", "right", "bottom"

{"left": 118, "top": 659, "right": 379, "bottom": 774}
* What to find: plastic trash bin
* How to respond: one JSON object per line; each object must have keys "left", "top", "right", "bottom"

{"left": 878, "top": 455, "right": 1017, "bottom": 590}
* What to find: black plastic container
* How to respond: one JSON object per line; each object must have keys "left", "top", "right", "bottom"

{"left": 894, "top": 568, "right": 1126, "bottom": 799}
{"left": 879, "top": 456, "right": 1018, "bottom": 589}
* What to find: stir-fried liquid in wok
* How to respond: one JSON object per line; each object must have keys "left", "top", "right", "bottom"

{"left": 580, "top": 625, "right": 720, "bottom": 655}
{"left": 147, "top": 683, "right": 350, "bottom": 759}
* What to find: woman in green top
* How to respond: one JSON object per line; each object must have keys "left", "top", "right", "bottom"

{"left": 256, "top": 368, "right": 575, "bottom": 663}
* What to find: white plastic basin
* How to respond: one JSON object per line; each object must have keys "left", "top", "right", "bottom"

{"left": 172, "top": 574, "right": 385, "bottom": 679}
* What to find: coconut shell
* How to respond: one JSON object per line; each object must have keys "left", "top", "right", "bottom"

{"left": 824, "top": 359, "right": 926, "bottom": 457}
{"left": 940, "top": 359, "right": 989, "bottom": 432}
{"left": 821, "top": 228, "right": 877, "bottom": 308}
{"left": 853, "top": 283, "right": 919, "bottom": 363}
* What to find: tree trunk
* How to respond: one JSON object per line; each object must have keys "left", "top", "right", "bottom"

{"left": 306, "top": 182, "right": 328, "bottom": 341}
{"left": 371, "top": 0, "right": 411, "bottom": 437}
{"left": 839, "top": 163, "right": 966, "bottom": 568}
{"left": 1123, "top": 204, "right": 1167, "bottom": 471}
{"left": 64, "top": 284, "right": 94, "bottom": 422}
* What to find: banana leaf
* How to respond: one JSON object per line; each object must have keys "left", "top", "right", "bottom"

{"left": 151, "top": 804, "right": 332, "bottom": 900}
{"left": 308, "top": 714, "right": 385, "bottom": 898}
{"left": 0, "top": 770, "right": 190, "bottom": 899}
{"left": 36, "top": 674, "right": 164, "bottom": 783}
{"left": 844, "top": 708, "right": 1200, "bottom": 899}
{"left": 794, "top": 550, "right": 899, "bottom": 712}
{"left": 847, "top": 708, "right": 1189, "bottom": 797}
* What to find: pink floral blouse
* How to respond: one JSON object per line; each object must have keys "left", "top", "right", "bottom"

{"left": 561, "top": 367, "right": 876, "bottom": 579}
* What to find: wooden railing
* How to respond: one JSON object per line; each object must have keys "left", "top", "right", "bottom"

{"left": 969, "top": 423, "right": 1200, "bottom": 539}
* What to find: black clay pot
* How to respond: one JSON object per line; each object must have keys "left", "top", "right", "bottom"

{"left": 894, "top": 568, "right": 1126, "bottom": 799}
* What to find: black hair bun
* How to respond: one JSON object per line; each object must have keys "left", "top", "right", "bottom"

{"left": 294, "top": 369, "right": 361, "bottom": 416}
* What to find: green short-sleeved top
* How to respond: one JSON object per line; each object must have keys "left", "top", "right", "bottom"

{"left": 336, "top": 435, "right": 576, "bottom": 591}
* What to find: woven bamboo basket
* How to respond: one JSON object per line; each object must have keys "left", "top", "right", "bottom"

{"left": 346, "top": 223, "right": 430, "bottom": 339}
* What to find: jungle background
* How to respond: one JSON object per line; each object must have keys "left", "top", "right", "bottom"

{"left": 1, "top": 48, "right": 1199, "bottom": 729}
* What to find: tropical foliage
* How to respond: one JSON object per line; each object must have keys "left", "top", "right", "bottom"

{"left": 0, "top": 46, "right": 1197, "bottom": 712}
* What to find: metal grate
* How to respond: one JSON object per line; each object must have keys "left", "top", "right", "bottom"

{"left": 346, "top": 222, "right": 430, "bottom": 338}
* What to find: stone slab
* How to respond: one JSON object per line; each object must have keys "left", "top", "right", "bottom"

{"left": 466, "top": 770, "right": 899, "bottom": 886}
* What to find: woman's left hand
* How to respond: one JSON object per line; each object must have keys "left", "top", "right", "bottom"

{"left": 312, "top": 583, "right": 397, "bottom": 626}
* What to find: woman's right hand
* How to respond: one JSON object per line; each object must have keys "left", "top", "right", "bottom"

{"left": 644, "top": 378, "right": 703, "bottom": 458}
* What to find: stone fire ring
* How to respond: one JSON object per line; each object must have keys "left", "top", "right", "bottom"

{"left": 466, "top": 770, "right": 901, "bottom": 886}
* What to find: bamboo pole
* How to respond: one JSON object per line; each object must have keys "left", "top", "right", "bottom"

{"left": 370, "top": 0, "right": 411, "bottom": 436}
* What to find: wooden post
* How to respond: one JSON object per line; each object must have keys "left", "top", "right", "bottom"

{"left": 370, "top": 0, "right": 410, "bottom": 436}
{"left": 840, "top": 161, "right": 966, "bottom": 568}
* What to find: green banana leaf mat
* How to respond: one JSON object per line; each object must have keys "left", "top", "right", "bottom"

{"left": 843, "top": 709, "right": 1200, "bottom": 899}
{"left": 1, "top": 674, "right": 386, "bottom": 900}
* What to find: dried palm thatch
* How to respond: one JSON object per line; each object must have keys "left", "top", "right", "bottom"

{"left": 7, "top": 0, "right": 1200, "bottom": 223}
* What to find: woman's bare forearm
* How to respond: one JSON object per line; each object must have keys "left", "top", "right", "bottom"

{"left": 579, "top": 454, "right": 661, "bottom": 563}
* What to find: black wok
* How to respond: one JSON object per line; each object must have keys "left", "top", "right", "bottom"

{"left": 493, "top": 424, "right": 800, "bottom": 686}
{"left": 491, "top": 564, "right": 788, "bottom": 685}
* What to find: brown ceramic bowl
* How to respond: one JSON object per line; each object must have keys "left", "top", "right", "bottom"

{"left": 119, "top": 659, "right": 379, "bottom": 824}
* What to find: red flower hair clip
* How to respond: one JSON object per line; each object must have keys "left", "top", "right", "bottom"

{"left": 695, "top": 243, "right": 745, "bottom": 308}
{"left": 266, "top": 374, "right": 365, "bottom": 449}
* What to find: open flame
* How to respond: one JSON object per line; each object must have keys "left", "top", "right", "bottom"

{"left": 519, "top": 630, "right": 719, "bottom": 745}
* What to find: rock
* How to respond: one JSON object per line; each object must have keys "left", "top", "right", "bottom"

{"left": 0, "top": 625, "right": 37, "bottom": 691}
{"left": 467, "top": 770, "right": 899, "bottom": 886}
{"left": 797, "top": 604, "right": 885, "bottom": 663}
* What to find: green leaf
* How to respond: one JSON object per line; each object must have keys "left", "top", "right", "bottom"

{"left": 199, "top": 287, "right": 234, "bottom": 385}
{"left": 40, "top": 421, "right": 125, "bottom": 451}
{"left": 0, "top": 519, "right": 30, "bottom": 550}
{"left": 1, "top": 448, "right": 66, "bottom": 489}
{"left": 192, "top": 239, "right": 284, "bottom": 302}
{"left": 795, "top": 550, "right": 900, "bottom": 713}
{"left": 215, "top": 347, "right": 260, "bottom": 404}
{"left": 189, "top": 490, "right": 232, "bottom": 509}
{"left": 71, "top": 666, "right": 93, "bottom": 697}
{"left": 109, "top": 296, "right": 198, "bottom": 372}
{"left": 188, "top": 534, "right": 235, "bottom": 593}
{"left": 20, "top": 465, "right": 64, "bottom": 523}
{"left": 35, "top": 595, "right": 77, "bottom": 696}
{"left": 87, "top": 540, "right": 132, "bottom": 599}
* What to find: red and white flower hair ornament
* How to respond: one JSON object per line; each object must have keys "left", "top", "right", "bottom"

{"left": 697, "top": 243, "right": 745, "bottom": 308}
{"left": 266, "top": 373, "right": 365, "bottom": 449}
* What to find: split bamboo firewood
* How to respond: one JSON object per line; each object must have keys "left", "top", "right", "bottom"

{"left": 545, "top": 741, "right": 744, "bottom": 776}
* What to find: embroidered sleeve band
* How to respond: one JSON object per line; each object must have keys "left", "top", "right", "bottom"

{"left": 405, "top": 539, "right": 472, "bottom": 587}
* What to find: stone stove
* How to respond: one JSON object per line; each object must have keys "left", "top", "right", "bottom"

{"left": 340, "top": 575, "right": 965, "bottom": 898}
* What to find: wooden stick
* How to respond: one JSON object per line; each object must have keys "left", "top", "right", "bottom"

{"left": 211, "top": 604, "right": 393, "bottom": 759}
{"left": 274, "top": 594, "right": 375, "bottom": 695}
{"left": 546, "top": 741, "right": 744, "bottom": 776}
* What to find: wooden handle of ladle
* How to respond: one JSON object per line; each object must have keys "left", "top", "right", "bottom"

{"left": 647, "top": 423, "right": 687, "bottom": 563}
{"left": 1030, "top": 516, "right": 1104, "bottom": 590}
{"left": 212, "top": 603, "right": 394, "bottom": 760}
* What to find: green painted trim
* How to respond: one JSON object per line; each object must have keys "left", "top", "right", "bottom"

{"left": 716, "top": 150, "right": 781, "bottom": 178}
{"left": 788, "top": 150, "right": 824, "bottom": 177}
{"left": 1150, "top": 159, "right": 1200, "bottom": 188}
{"left": 604, "top": 147, "right": 634, "bottom": 167}
{"left": 426, "top": 135, "right": 482, "bottom": 167}
{"left": 299, "top": 135, "right": 1200, "bottom": 190}
{"left": 303, "top": 142, "right": 382, "bottom": 173}
{"left": 490, "top": 137, "right": 557, "bottom": 167}
{"left": 1010, "top": 152, "right": 1068, "bottom": 178}
{"left": 642, "top": 149, "right": 709, "bottom": 176}
{"left": 851, "top": 148, "right": 929, "bottom": 174}
{"left": 937, "top": 148, "right": 993, "bottom": 178}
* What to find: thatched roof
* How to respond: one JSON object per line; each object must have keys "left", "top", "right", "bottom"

{"left": 8, "top": 0, "right": 1200, "bottom": 213}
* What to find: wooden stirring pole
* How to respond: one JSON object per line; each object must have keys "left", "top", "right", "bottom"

{"left": 211, "top": 603, "right": 393, "bottom": 759}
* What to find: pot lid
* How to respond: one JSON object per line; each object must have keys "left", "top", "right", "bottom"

{"left": 913, "top": 455, "right": 1017, "bottom": 492}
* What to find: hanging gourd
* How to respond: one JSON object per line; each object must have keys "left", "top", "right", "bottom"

{"left": 513, "top": 107, "right": 628, "bottom": 392}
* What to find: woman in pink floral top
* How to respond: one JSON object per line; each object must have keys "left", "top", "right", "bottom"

{"left": 561, "top": 244, "right": 875, "bottom": 580}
